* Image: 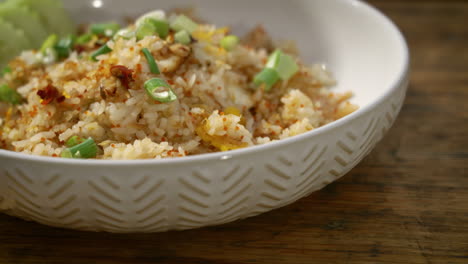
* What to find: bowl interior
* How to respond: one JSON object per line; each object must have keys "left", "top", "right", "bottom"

{"left": 64, "top": 0, "right": 407, "bottom": 108}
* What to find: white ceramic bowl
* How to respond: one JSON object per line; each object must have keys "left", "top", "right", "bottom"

{"left": 0, "top": 0, "right": 409, "bottom": 233}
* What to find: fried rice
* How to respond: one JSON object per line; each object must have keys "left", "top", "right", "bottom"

{"left": 0, "top": 10, "right": 358, "bottom": 160}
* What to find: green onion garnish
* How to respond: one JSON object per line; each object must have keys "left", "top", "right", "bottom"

{"left": 90, "top": 23, "right": 121, "bottom": 37}
{"left": 266, "top": 50, "right": 299, "bottom": 81}
{"left": 147, "top": 19, "right": 170, "bottom": 39}
{"left": 141, "top": 48, "right": 160, "bottom": 74}
{"left": 136, "top": 21, "right": 157, "bottom": 41}
{"left": 113, "top": 28, "right": 135, "bottom": 40}
{"left": 40, "top": 34, "right": 58, "bottom": 54}
{"left": 0, "top": 84, "right": 22, "bottom": 105}
{"left": 144, "top": 78, "right": 177, "bottom": 103}
{"left": 65, "top": 136, "right": 85, "bottom": 148}
{"left": 91, "top": 44, "right": 112, "bottom": 61}
{"left": 220, "top": 35, "right": 239, "bottom": 51}
{"left": 174, "top": 30, "right": 191, "bottom": 45}
{"left": 55, "top": 35, "right": 76, "bottom": 58}
{"left": 61, "top": 138, "right": 98, "bottom": 159}
{"left": 253, "top": 68, "right": 280, "bottom": 92}
{"left": 76, "top": 33, "right": 93, "bottom": 45}
{"left": 170, "top": 15, "right": 198, "bottom": 33}
{"left": 2, "top": 66, "right": 11, "bottom": 76}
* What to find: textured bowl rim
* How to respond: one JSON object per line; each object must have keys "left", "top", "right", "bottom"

{"left": 0, "top": 0, "right": 410, "bottom": 166}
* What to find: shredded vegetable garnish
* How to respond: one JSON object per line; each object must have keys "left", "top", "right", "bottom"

{"left": 144, "top": 78, "right": 177, "bottom": 103}
{"left": 90, "top": 23, "right": 121, "bottom": 37}
{"left": 55, "top": 35, "right": 76, "bottom": 58}
{"left": 170, "top": 15, "right": 198, "bottom": 33}
{"left": 61, "top": 138, "right": 98, "bottom": 159}
{"left": 91, "top": 44, "right": 112, "bottom": 61}
{"left": 141, "top": 48, "right": 160, "bottom": 74}
{"left": 0, "top": 84, "right": 22, "bottom": 105}
{"left": 174, "top": 30, "right": 191, "bottom": 45}
{"left": 254, "top": 68, "right": 280, "bottom": 92}
{"left": 220, "top": 35, "right": 239, "bottom": 51}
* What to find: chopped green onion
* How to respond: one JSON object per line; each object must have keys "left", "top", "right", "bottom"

{"left": 253, "top": 68, "right": 280, "bottom": 92}
{"left": 136, "top": 10, "right": 167, "bottom": 27}
{"left": 76, "top": 33, "right": 93, "bottom": 45}
{"left": 90, "top": 23, "right": 121, "bottom": 37}
{"left": 266, "top": 50, "right": 282, "bottom": 69}
{"left": 174, "top": 30, "right": 191, "bottom": 45}
{"left": 61, "top": 138, "right": 98, "bottom": 159}
{"left": 0, "top": 84, "right": 22, "bottom": 105}
{"left": 170, "top": 15, "right": 198, "bottom": 33}
{"left": 113, "top": 28, "right": 135, "bottom": 40}
{"left": 55, "top": 35, "right": 76, "bottom": 58}
{"left": 220, "top": 35, "right": 239, "bottom": 51}
{"left": 141, "top": 48, "right": 160, "bottom": 74}
{"left": 37, "top": 48, "right": 58, "bottom": 65}
{"left": 91, "top": 44, "right": 112, "bottom": 61}
{"left": 40, "top": 34, "right": 58, "bottom": 54}
{"left": 265, "top": 49, "right": 299, "bottom": 80}
{"left": 65, "top": 136, "right": 85, "bottom": 148}
{"left": 2, "top": 66, "right": 11, "bottom": 76}
{"left": 147, "top": 19, "right": 170, "bottom": 39}
{"left": 144, "top": 78, "right": 177, "bottom": 103}
{"left": 136, "top": 21, "right": 157, "bottom": 41}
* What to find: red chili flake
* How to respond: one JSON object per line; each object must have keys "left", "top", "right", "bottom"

{"left": 167, "top": 79, "right": 175, "bottom": 85}
{"left": 37, "top": 84, "right": 60, "bottom": 105}
{"left": 110, "top": 65, "right": 134, "bottom": 89}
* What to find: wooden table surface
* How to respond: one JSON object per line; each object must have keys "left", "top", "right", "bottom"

{"left": 1, "top": 1, "right": 467, "bottom": 263}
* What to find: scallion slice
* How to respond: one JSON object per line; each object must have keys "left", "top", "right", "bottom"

{"left": 170, "top": 15, "right": 198, "bottom": 33}
{"left": 136, "top": 21, "right": 157, "bottom": 41}
{"left": 220, "top": 35, "right": 239, "bottom": 51}
{"left": 90, "top": 23, "right": 121, "bottom": 37}
{"left": 61, "top": 138, "right": 98, "bottom": 159}
{"left": 91, "top": 44, "right": 112, "bottom": 61}
{"left": 253, "top": 68, "right": 280, "bottom": 92}
{"left": 2, "top": 66, "right": 11, "bottom": 76}
{"left": 55, "top": 35, "right": 76, "bottom": 58}
{"left": 141, "top": 48, "right": 160, "bottom": 74}
{"left": 113, "top": 28, "right": 135, "bottom": 40}
{"left": 144, "top": 78, "right": 177, "bottom": 103}
{"left": 76, "top": 33, "right": 93, "bottom": 45}
{"left": 265, "top": 49, "right": 299, "bottom": 80}
{"left": 174, "top": 30, "right": 191, "bottom": 45}
{"left": 40, "top": 34, "right": 58, "bottom": 54}
{"left": 147, "top": 19, "right": 170, "bottom": 39}
{"left": 0, "top": 84, "right": 22, "bottom": 105}
{"left": 65, "top": 136, "right": 85, "bottom": 148}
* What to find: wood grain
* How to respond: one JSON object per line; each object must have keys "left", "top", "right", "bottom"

{"left": 1, "top": 1, "right": 467, "bottom": 263}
